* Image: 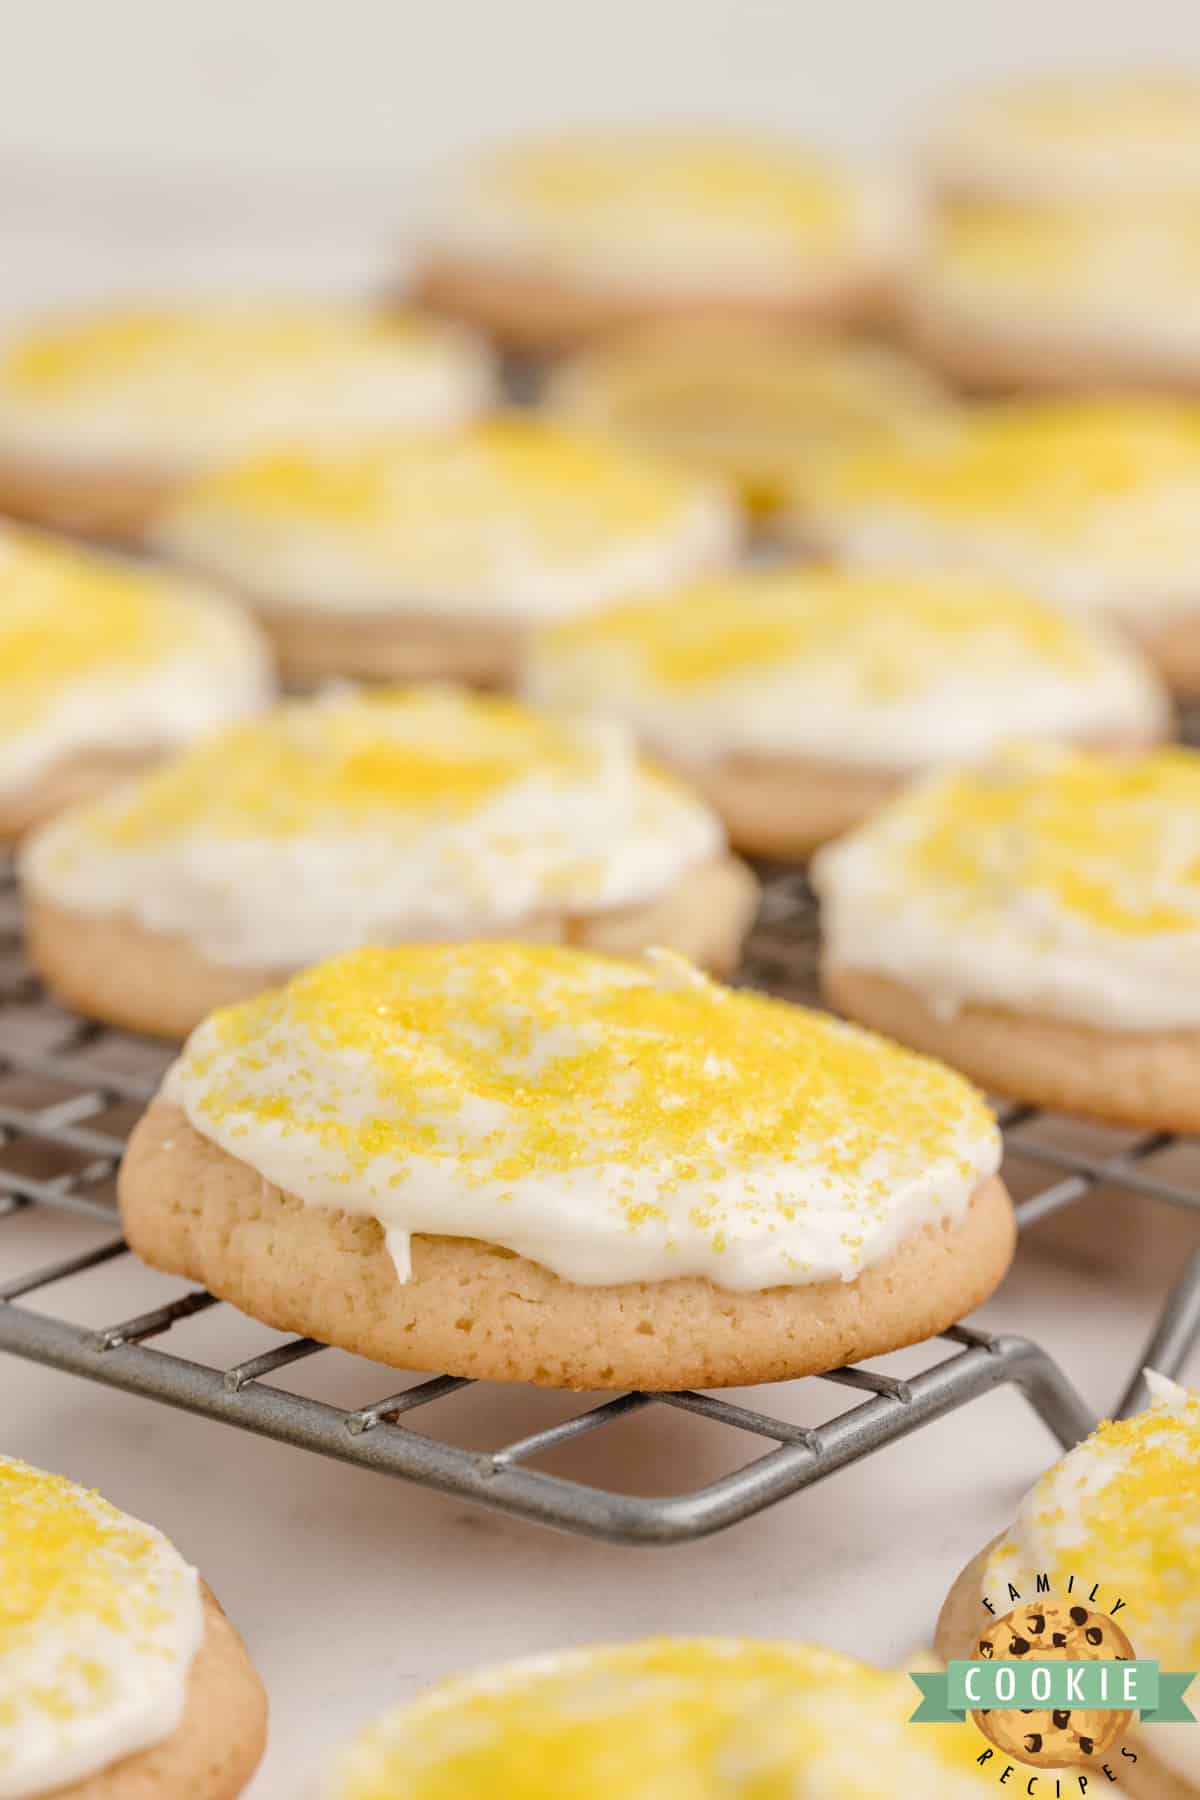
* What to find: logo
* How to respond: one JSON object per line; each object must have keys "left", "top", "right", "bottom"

{"left": 911, "top": 1572, "right": 1196, "bottom": 1790}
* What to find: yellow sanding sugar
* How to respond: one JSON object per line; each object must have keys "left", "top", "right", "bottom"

{"left": 929, "top": 201, "right": 1200, "bottom": 297}
{"left": 806, "top": 395, "right": 1200, "bottom": 532}
{"left": 0, "top": 525, "right": 216, "bottom": 743}
{"left": 78, "top": 687, "right": 609, "bottom": 847}
{"left": 167, "top": 413, "right": 718, "bottom": 551}
{"left": 899, "top": 745, "right": 1200, "bottom": 938}
{"left": 479, "top": 132, "right": 855, "bottom": 245}
{"left": 323, "top": 1637, "right": 995, "bottom": 1800}
{"left": 981, "top": 75, "right": 1200, "bottom": 147}
{"left": 0, "top": 302, "right": 457, "bottom": 403}
{"left": 189, "top": 943, "right": 994, "bottom": 1209}
{"left": 536, "top": 564, "right": 1092, "bottom": 697}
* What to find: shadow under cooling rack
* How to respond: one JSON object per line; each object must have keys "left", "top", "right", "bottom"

{"left": 0, "top": 863, "right": 1196, "bottom": 1543}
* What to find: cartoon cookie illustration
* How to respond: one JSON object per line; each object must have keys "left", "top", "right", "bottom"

{"left": 971, "top": 1602, "right": 1136, "bottom": 1768}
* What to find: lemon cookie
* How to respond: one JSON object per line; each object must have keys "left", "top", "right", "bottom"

{"left": 937, "top": 1374, "right": 1200, "bottom": 1799}
{"left": 0, "top": 523, "right": 270, "bottom": 843}
{"left": 22, "top": 686, "right": 755, "bottom": 1038}
{"left": 118, "top": 942, "right": 1013, "bottom": 1389}
{"left": 412, "top": 130, "right": 907, "bottom": 352}
{"left": 149, "top": 414, "right": 738, "bottom": 686}
{"left": 525, "top": 564, "right": 1168, "bottom": 858}
{"left": 904, "top": 201, "right": 1200, "bottom": 396}
{"left": 0, "top": 301, "right": 496, "bottom": 539}
{"left": 789, "top": 397, "right": 1200, "bottom": 691}
{"left": 815, "top": 743, "right": 1200, "bottom": 1130}
{"left": 0, "top": 1454, "right": 265, "bottom": 1798}
{"left": 544, "top": 320, "right": 952, "bottom": 517}
{"left": 923, "top": 73, "right": 1200, "bottom": 205}
{"left": 321, "top": 1636, "right": 1001, "bottom": 1797}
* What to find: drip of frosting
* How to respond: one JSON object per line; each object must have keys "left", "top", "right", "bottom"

{"left": 151, "top": 414, "right": 738, "bottom": 623}
{"left": 426, "top": 131, "right": 905, "bottom": 299}
{"left": 320, "top": 1637, "right": 999, "bottom": 1799}
{"left": 0, "top": 523, "right": 271, "bottom": 796}
{"left": 0, "top": 303, "right": 496, "bottom": 471}
{"left": 813, "top": 743, "right": 1200, "bottom": 1030}
{"left": 798, "top": 398, "right": 1200, "bottom": 623}
{"left": 526, "top": 564, "right": 1167, "bottom": 769}
{"left": 984, "top": 1377, "right": 1200, "bottom": 1784}
{"left": 163, "top": 942, "right": 1000, "bottom": 1291}
{"left": 0, "top": 1456, "right": 203, "bottom": 1800}
{"left": 21, "top": 687, "right": 723, "bottom": 967}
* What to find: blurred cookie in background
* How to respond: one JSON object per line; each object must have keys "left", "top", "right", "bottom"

{"left": 544, "top": 320, "right": 954, "bottom": 519}
{"left": 149, "top": 414, "right": 740, "bottom": 687}
{"left": 0, "top": 301, "right": 497, "bottom": 539}
{"left": 411, "top": 130, "right": 910, "bottom": 352}
{"left": 525, "top": 563, "right": 1168, "bottom": 858}
{"left": 785, "top": 396, "right": 1200, "bottom": 692}
{"left": 0, "top": 522, "right": 271, "bottom": 842}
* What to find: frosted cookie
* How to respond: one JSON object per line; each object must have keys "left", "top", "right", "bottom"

{"left": 937, "top": 1374, "right": 1200, "bottom": 1799}
{"left": 544, "top": 321, "right": 952, "bottom": 517}
{"left": 904, "top": 201, "right": 1200, "bottom": 397}
{"left": 320, "top": 1637, "right": 1001, "bottom": 1797}
{"left": 22, "top": 686, "right": 755, "bottom": 1038}
{"left": 789, "top": 397, "right": 1200, "bottom": 691}
{"left": 149, "top": 415, "right": 738, "bottom": 686}
{"left": 923, "top": 74, "right": 1200, "bottom": 204}
{"left": 525, "top": 564, "right": 1168, "bottom": 858}
{"left": 0, "top": 1454, "right": 266, "bottom": 1798}
{"left": 0, "top": 523, "right": 271, "bottom": 843}
{"left": 412, "top": 130, "right": 907, "bottom": 352}
{"left": 814, "top": 743, "right": 1200, "bottom": 1131}
{"left": 118, "top": 942, "right": 1013, "bottom": 1389}
{"left": 0, "top": 301, "right": 496, "bottom": 538}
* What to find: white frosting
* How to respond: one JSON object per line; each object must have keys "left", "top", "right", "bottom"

{"left": 425, "top": 133, "right": 908, "bottom": 300}
{"left": 0, "top": 1456, "right": 204, "bottom": 1799}
{"left": 813, "top": 745, "right": 1200, "bottom": 1032}
{"left": 163, "top": 944, "right": 1001, "bottom": 1293}
{"left": 0, "top": 304, "right": 496, "bottom": 474}
{"left": 524, "top": 567, "right": 1168, "bottom": 771}
{"left": 0, "top": 528, "right": 272, "bottom": 798}
{"left": 21, "top": 689, "right": 724, "bottom": 969}
{"left": 150, "top": 422, "right": 740, "bottom": 625}
{"left": 981, "top": 1377, "right": 1200, "bottom": 1786}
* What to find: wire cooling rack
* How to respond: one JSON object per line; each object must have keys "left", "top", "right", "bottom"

{"left": 0, "top": 860, "right": 1195, "bottom": 1544}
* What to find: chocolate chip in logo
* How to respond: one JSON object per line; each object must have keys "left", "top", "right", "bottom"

{"left": 1053, "top": 1711, "right": 1071, "bottom": 1729}
{"left": 1079, "top": 1736, "right": 1095, "bottom": 1756}
{"left": 1085, "top": 1628, "right": 1104, "bottom": 1647}
{"left": 1025, "top": 1735, "right": 1044, "bottom": 1755}
{"left": 1052, "top": 1633, "right": 1068, "bottom": 1647}
{"left": 1009, "top": 1637, "right": 1031, "bottom": 1655}
{"left": 1070, "top": 1607, "right": 1089, "bottom": 1626}
{"left": 1027, "top": 1614, "right": 1045, "bottom": 1634}
{"left": 979, "top": 1639, "right": 995, "bottom": 1658}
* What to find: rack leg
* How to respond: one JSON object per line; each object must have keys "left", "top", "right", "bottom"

{"left": 1116, "top": 1249, "right": 1200, "bottom": 1418}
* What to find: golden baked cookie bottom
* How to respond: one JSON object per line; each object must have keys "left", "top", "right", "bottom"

{"left": 54, "top": 1581, "right": 266, "bottom": 1800}
{"left": 252, "top": 601, "right": 525, "bottom": 689}
{"left": 937, "top": 1539, "right": 1192, "bottom": 1800}
{"left": 411, "top": 256, "right": 891, "bottom": 354}
{"left": 118, "top": 1102, "right": 1014, "bottom": 1391}
{"left": 0, "top": 456, "right": 173, "bottom": 542}
{"left": 823, "top": 963, "right": 1200, "bottom": 1134}
{"left": 26, "top": 853, "right": 759, "bottom": 1040}
{"left": 0, "top": 749, "right": 161, "bottom": 846}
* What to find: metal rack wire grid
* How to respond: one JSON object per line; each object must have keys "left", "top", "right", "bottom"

{"left": 1, "top": 858, "right": 1196, "bottom": 1545}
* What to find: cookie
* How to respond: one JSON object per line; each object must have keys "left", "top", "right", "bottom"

{"left": 21, "top": 685, "right": 756, "bottom": 1038}
{"left": 319, "top": 1637, "right": 1001, "bottom": 1797}
{"left": 785, "top": 396, "right": 1200, "bottom": 691}
{"left": 921, "top": 74, "right": 1200, "bottom": 205}
{"left": 0, "top": 521, "right": 271, "bottom": 844}
{"left": 936, "top": 1376, "right": 1200, "bottom": 1800}
{"left": 0, "top": 301, "right": 496, "bottom": 538}
{"left": 524, "top": 563, "right": 1168, "bottom": 857}
{"left": 149, "top": 414, "right": 739, "bottom": 686}
{"left": 410, "top": 130, "right": 907, "bottom": 352}
{"left": 543, "top": 321, "right": 953, "bottom": 517}
{"left": 118, "top": 942, "right": 1014, "bottom": 1389}
{"left": 0, "top": 1455, "right": 265, "bottom": 1798}
{"left": 814, "top": 744, "right": 1200, "bottom": 1130}
{"left": 903, "top": 201, "right": 1200, "bottom": 399}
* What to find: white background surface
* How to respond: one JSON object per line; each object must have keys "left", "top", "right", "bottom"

{"left": 1, "top": 5, "right": 1199, "bottom": 1792}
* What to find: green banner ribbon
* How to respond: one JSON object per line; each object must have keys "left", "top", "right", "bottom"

{"left": 910, "top": 1664, "right": 1197, "bottom": 1726}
